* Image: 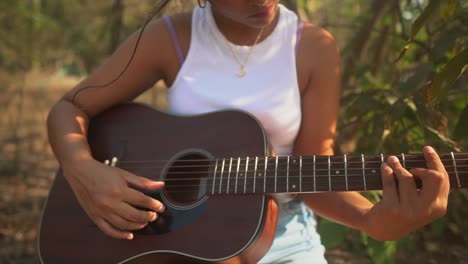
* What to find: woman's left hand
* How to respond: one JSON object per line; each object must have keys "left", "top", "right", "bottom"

{"left": 363, "top": 146, "right": 450, "bottom": 241}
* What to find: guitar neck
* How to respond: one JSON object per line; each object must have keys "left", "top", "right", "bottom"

{"left": 207, "top": 153, "right": 468, "bottom": 195}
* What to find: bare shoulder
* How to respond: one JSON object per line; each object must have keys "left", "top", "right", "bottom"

{"left": 61, "top": 12, "right": 193, "bottom": 117}
{"left": 297, "top": 22, "right": 341, "bottom": 94}
{"left": 299, "top": 22, "right": 340, "bottom": 71}
{"left": 137, "top": 12, "right": 191, "bottom": 64}
{"left": 155, "top": 12, "right": 192, "bottom": 85}
{"left": 165, "top": 12, "right": 192, "bottom": 45}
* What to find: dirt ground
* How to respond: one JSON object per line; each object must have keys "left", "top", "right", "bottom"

{"left": 1, "top": 72, "right": 467, "bottom": 264}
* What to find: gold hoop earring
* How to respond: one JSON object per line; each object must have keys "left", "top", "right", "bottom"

{"left": 197, "top": 0, "right": 207, "bottom": 8}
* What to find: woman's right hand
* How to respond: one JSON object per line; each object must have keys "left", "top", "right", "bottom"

{"left": 62, "top": 159, "right": 165, "bottom": 240}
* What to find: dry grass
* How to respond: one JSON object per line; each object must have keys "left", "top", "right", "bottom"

{"left": 0, "top": 71, "right": 63, "bottom": 263}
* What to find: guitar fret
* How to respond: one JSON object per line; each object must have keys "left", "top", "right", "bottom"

{"left": 287, "top": 157, "right": 300, "bottom": 192}
{"left": 218, "top": 159, "right": 225, "bottom": 194}
{"left": 314, "top": 156, "right": 330, "bottom": 192}
{"left": 254, "top": 157, "right": 258, "bottom": 193}
{"left": 451, "top": 152, "right": 461, "bottom": 188}
{"left": 212, "top": 159, "right": 218, "bottom": 195}
{"left": 401, "top": 153, "right": 406, "bottom": 168}
{"left": 363, "top": 155, "right": 384, "bottom": 190}
{"left": 299, "top": 156, "right": 303, "bottom": 192}
{"left": 344, "top": 154, "right": 348, "bottom": 191}
{"left": 235, "top": 157, "right": 240, "bottom": 194}
{"left": 328, "top": 156, "right": 331, "bottom": 191}
{"left": 313, "top": 155, "right": 316, "bottom": 192}
{"left": 286, "top": 156, "right": 290, "bottom": 193}
{"left": 275, "top": 156, "right": 278, "bottom": 193}
{"left": 264, "top": 156, "right": 268, "bottom": 193}
{"left": 244, "top": 157, "right": 249, "bottom": 194}
{"left": 226, "top": 158, "right": 233, "bottom": 194}
{"left": 361, "top": 154, "right": 367, "bottom": 191}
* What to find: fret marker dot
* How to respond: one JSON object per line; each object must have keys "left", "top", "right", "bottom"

{"left": 335, "top": 170, "right": 340, "bottom": 174}
{"left": 240, "top": 173, "right": 243, "bottom": 177}
{"left": 293, "top": 160, "right": 297, "bottom": 163}
{"left": 372, "top": 170, "right": 376, "bottom": 174}
{"left": 292, "top": 184, "right": 296, "bottom": 189}
{"left": 258, "top": 173, "right": 262, "bottom": 177}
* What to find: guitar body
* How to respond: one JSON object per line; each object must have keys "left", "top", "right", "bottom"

{"left": 38, "top": 103, "right": 278, "bottom": 263}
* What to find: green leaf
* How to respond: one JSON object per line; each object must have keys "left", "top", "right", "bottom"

{"left": 427, "top": 48, "right": 468, "bottom": 105}
{"left": 440, "top": 0, "right": 457, "bottom": 22}
{"left": 454, "top": 105, "right": 468, "bottom": 141}
{"left": 399, "top": 63, "right": 433, "bottom": 95}
{"left": 318, "top": 218, "right": 350, "bottom": 249}
{"left": 409, "top": 0, "right": 442, "bottom": 41}
{"left": 363, "top": 235, "right": 398, "bottom": 264}
{"left": 397, "top": 235, "right": 416, "bottom": 252}
{"left": 430, "top": 218, "right": 448, "bottom": 236}
{"left": 396, "top": 0, "right": 443, "bottom": 62}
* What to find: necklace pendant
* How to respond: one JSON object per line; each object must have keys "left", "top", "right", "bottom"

{"left": 237, "top": 67, "right": 246, "bottom": 77}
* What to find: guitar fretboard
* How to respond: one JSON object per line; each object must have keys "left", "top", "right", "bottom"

{"left": 207, "top": 153, "right": 468, "bottom": 195}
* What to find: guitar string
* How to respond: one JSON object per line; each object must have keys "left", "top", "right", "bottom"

{"left": 116, "top": 158, "right": 468, "bottom": 169}
{"left": 117, "top": 161, "right": 468, "bottom": 172}
{"left": 135, "top": 177, "right": 468, "bottom": 194}
{"left": 2, "top": 159, "right": 465, "bottom": 168}
{"left": 143, "top": 172, "right": 468, "bottom": 188}
{"left": 119, "top": 165, "right": 467, "bottom": 175}
{"left": 114, "top": 155, "right": 468, "bottom": 164}
{"left": 124, "top": 168, "right": 467, "bottom": 184}
{"left": 130, "top": 165, "right": 468, "bottom": 192}
{"left": 117, "top": 164, "right": 468, "bottom": 175}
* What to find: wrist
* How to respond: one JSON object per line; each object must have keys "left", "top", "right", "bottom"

{"left": 60, "top": 149, "right": 95, "bottom": 168}
{"left": 356, "top": 204, "right": 374, "bottom": 233}
{"left": 360, "top": 206, "right": 401, "bottom": 241}
{"left": 61, "top": 156, "right": 99, "bottom": 184}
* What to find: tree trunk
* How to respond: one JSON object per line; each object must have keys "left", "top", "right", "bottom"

{"left": 109, "top": 0, "right": 124, "bottom": 54}
{"left": 343, "top": 0, "right": 396, "bottom": 84}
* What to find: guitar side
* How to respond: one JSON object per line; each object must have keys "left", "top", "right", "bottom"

{"left": 38, "top": 103, "right": 279, "bottom": 264}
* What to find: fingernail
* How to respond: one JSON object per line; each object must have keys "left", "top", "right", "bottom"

{"left": 151, "top": 212, "right": 157, "bottom": 221}
{"left": 127, "top": 233, "right": 134, "bottom": 240}
{"left": 154, "top": 204, "right": 164, "bottom": 213}
{"left": 425, "top": 146, "right": 435, "bottom": 153}
{"left": 388, "top": 156, "right": 399, "bottom": 163}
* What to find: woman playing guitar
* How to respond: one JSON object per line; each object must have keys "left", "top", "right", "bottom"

{"left": 46, "top": 1, "right": 450, "bottom": 263}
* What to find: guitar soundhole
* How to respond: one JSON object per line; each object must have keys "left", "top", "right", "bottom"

{"left": 163, "top": 153, "right": 211, "bottom": 208}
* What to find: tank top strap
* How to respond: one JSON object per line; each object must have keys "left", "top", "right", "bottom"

{"left": 164, "top": 15, "right": 304, "bottom": 66}
{"left": 163, "top": 15, "right": 185, "bottom": 65}
{"left": 296, "top": 19, "right": 305, "bottom": 55}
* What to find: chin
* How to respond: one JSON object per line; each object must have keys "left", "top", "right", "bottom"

{"left": 248, "top": 6, "right": 278, "bottom": 28}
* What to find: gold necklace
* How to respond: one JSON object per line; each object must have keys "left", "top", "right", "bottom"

{"left": 223, "top": 27, "right": 265, "bottom": 78}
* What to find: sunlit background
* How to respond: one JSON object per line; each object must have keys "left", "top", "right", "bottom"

{"left": 0, "top": 0, "right": 467, "bottom": 263}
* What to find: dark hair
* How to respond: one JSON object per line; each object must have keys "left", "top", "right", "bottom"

{"left": 71, "top": 0, "right": 170, "bottom": 108}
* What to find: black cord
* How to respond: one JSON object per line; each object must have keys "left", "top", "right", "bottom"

{"left": 71, "top": 0, "right": 170, "bottom": 107}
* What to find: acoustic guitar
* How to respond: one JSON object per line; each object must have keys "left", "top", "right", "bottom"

{"left": 38, "top": 102, "right": 468, "bottom": 264}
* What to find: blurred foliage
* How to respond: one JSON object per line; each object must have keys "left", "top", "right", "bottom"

{"left": 301, "top": 0, "right": 467, "bottom": 263}
{"left": 0, "top": 0, "right": 467, "bottom": 263}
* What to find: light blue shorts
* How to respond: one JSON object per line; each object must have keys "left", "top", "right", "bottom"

{"left": 258, "top": 197, "right": 327, "bottom": 264}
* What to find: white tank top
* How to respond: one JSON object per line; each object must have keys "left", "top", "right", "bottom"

{"left": 165, "top": 5, "right": 327, "bottom": 262}
{"left": 167, "top": 3, "right": 302, "bottom": 156}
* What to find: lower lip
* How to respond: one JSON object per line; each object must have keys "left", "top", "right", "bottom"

{"left": 250, "top": 5, "right": 274, "bottom": 19}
